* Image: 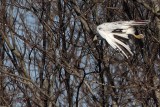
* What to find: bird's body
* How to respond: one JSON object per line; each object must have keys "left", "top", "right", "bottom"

{"left": 96, "top": 20, "right": 149, "bottom": 58}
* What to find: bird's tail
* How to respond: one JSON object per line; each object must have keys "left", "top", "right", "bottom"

{"left": 131, "top": 20, "right": 150, "bottom": 25}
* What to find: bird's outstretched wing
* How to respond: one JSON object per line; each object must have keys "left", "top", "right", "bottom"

{"left": 97, "top": 20, "right": 149, "bottom": 58}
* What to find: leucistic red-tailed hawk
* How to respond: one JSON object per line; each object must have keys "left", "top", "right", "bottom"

{"left": 95, "top": 20, "right": 149, "bottom": 58}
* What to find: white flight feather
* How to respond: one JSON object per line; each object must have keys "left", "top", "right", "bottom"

{"left": 98, "top": 30, "right": 130, "bottom": 58}
{"left": 96, "top": 20, "right": 149, "bottom": 58}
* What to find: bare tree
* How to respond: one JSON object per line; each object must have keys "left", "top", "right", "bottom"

{"left": 0, "top": 0, "right": 160, "bottom": 107}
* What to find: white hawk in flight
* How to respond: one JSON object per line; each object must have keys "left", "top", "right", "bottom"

{"left": 95, "top": 20, "right": 149, "bottom": 58}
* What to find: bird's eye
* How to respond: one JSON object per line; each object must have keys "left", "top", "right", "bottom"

{"left": 98, "top": 27, "right": 102, "bottom": 30}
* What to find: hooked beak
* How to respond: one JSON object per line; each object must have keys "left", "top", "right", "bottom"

{"left": 93, "top": 35, "right": 98, "bottom": 41}
{"left": 93, "top": 34, "right": 103, "bottom": 41}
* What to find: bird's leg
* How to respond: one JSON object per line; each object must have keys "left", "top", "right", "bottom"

{"left": 133, "top": 34, "right": 144, "bottom": 39}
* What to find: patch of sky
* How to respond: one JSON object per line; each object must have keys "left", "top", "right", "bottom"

{"left": 12, "top": 92, "right": 27, "bottom": 107}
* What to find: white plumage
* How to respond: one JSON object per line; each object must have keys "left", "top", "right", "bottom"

{"left": 96, "top": 20, "right": 149, "bottom": 58}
